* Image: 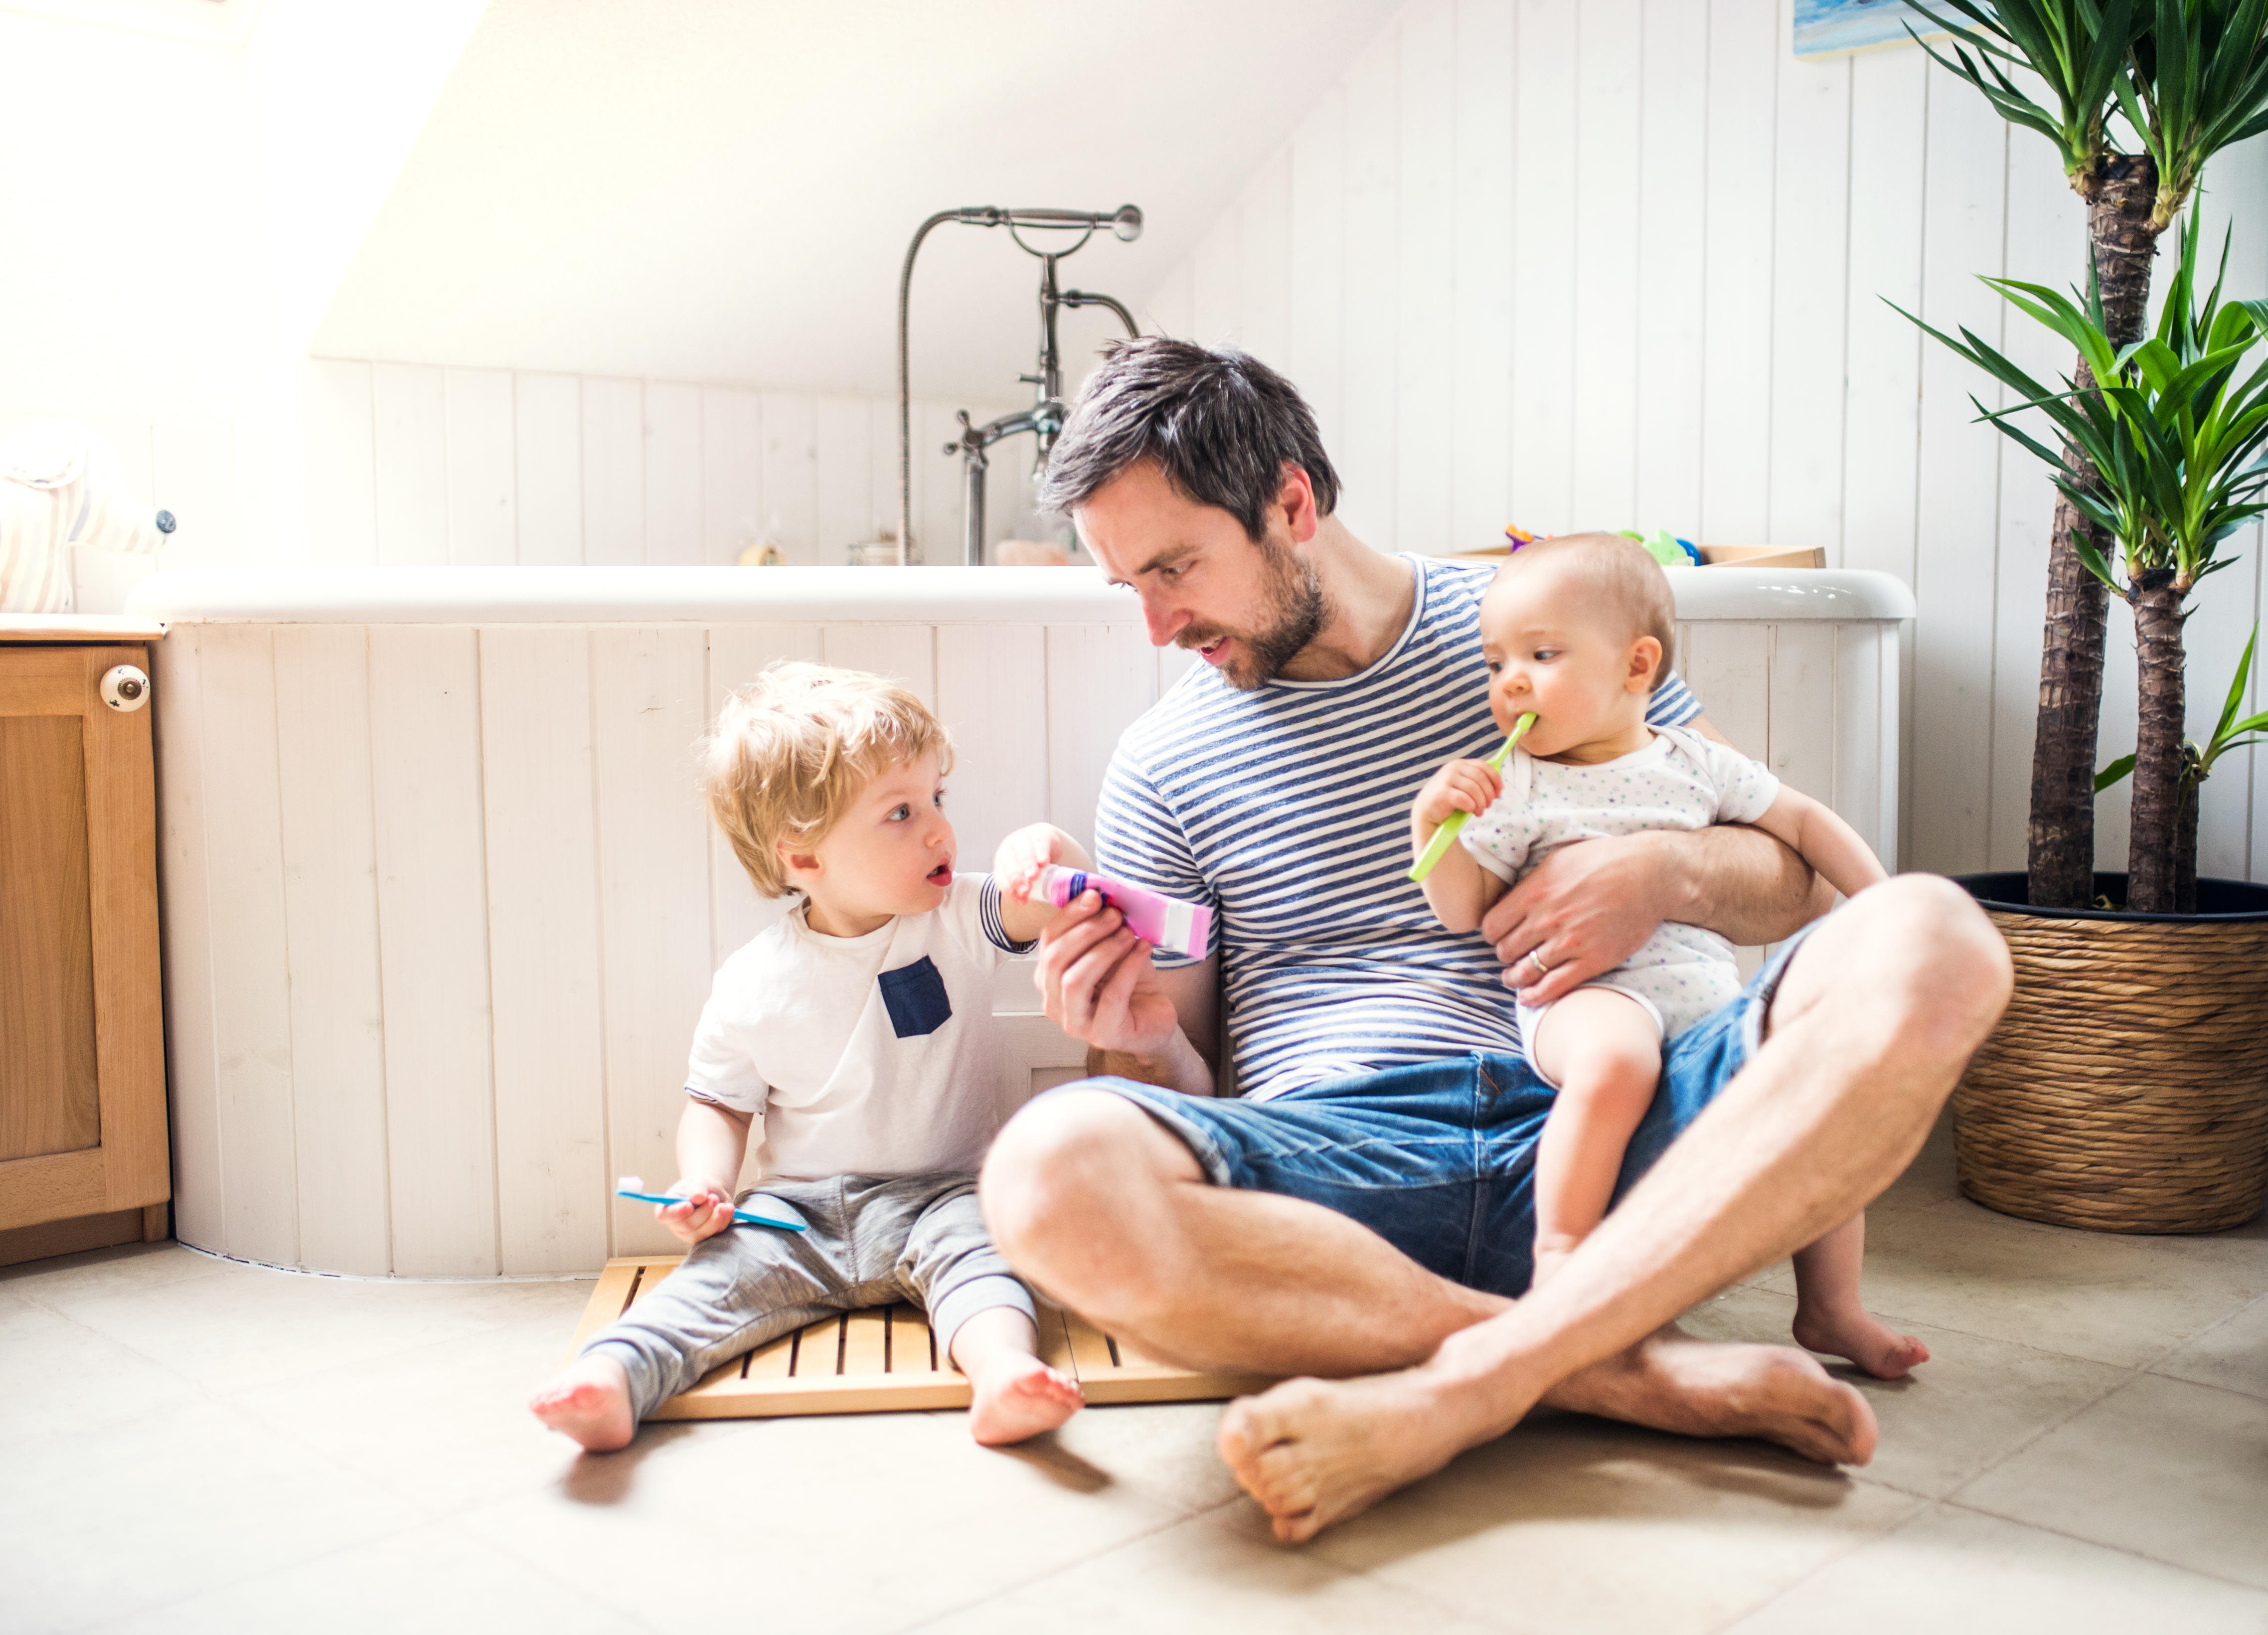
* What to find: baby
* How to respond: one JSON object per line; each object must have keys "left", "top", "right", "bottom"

{"left": 530, "top": 661, "right": 1087, "bottom": 1450}
{"left": 1412, "top": 534, "right": 1927, "bottom": 1379}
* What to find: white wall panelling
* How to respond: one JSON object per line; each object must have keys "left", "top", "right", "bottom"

{"left": 1141, "top": 0, "right": 2268, "bottom": 882}
{"left": 305, "top": 359, "right": 1040, "bottom": 571}
{"left": 143, "top": 565, "right": 1906, "bottom": 1276}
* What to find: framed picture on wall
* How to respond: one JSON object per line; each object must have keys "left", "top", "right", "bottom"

{"left": 1793, "top": 0, "right": 1951, "bottom": 60}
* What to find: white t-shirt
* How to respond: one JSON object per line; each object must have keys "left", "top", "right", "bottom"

{"left": 684, "top": 874, "right": 1033, "bottom": 1182}
{"left": 1463, "top": 724, "right": 1782, "bottom": 1039}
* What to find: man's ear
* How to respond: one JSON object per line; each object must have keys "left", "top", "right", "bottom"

{"left": 1277, "top": 461, "right": 1320, "bottom": 545}
{"left": 1626, "top": 636, "right": 1663, "bottom": 693}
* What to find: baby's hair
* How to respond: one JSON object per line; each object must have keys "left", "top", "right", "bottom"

{"left": 1498, "top": 531, "right": 1677, "bottom": 687}
{"left": 700, "top": 660, "right": 954, "bottom": 898}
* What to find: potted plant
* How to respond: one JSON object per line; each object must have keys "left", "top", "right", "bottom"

{"left": 1907, "top": 207, "right": 2268, "bottom": 1232}
{"left": 1912, "top": 0, "right": 2268, "bottom": 909}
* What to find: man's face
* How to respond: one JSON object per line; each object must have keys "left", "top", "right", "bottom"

{"left": 1074, "top": 462, "right": 1327, "bottom": 691}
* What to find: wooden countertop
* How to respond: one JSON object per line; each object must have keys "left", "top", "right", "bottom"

{"left": 0, "top": 614, "right": 165, "bottom": 643}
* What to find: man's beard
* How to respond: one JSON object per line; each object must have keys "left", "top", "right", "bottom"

{"left": 1188, "top": 541, "right": 1330, "bottom": 690}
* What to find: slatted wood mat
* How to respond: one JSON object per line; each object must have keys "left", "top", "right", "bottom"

{"left": 566, "top": 1255, "right": 1277, "bottom": 1420}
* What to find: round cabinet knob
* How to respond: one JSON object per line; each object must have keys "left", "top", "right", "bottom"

{"left": 101, "top": 665, "right": 150, "bottom": 712}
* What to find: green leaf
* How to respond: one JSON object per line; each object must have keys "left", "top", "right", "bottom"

{"left": 2211, "top": 625, "right": 2260, "bottom": 744}
{"left": 2096, "top": 751, "right": 2137, "bottom": 791}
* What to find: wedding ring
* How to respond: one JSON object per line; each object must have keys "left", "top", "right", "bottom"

{"left": 1526, "top": 948, "right": 1553, "bottom": 977}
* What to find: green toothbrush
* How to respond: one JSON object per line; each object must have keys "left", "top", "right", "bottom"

{"left": 1408, "top": 712, "right": 1537, "bottom": 883}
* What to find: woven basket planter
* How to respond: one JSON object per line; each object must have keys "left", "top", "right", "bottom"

{"left": 1952, "top": 872, "right": 2268, "bottom": 1234}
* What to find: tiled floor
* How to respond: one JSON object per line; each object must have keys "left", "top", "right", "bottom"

{"left": 7, "top": 1119, "right": 2266, "bottom": 1635}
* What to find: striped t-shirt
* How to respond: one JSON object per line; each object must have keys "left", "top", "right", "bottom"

{"left": 1092, "top": 554, "right": 1702, "bottom": 1101}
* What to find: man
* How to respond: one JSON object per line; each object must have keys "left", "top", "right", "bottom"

{"left": 979, "top": 339, "right": 2010, "bottom": 1542}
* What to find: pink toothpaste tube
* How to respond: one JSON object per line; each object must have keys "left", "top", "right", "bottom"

{"left": 1033, "top": 865, "right": 1213, "bottom": 960}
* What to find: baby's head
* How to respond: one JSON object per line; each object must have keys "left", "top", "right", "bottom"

{"left": 1478, "top": 533, "right": 1676, "bottom": 756}
{"left": 701, "top": 661, "right": 957, "bottom": 921}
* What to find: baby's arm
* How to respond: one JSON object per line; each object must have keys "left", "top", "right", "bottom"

{"left": 992, "top": 822, "right": 1095, "bottom": 944}
{"left": 1412, "top": 759, "right": 1511, "bottom": 934}
{"left": 659, "top": 1097, "right": 754, "bottom": 1244}
{"left": 1747, "top": 788, "right": 1889, "bottom": 902}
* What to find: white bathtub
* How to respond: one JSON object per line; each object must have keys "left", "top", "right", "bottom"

{"left": 131, "top": 564, "right": 1914, "bottom": 1277}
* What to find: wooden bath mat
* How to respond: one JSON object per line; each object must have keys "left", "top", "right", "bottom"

{"left": 566, "top": 1255, "right": 1277, "bottom": 1420}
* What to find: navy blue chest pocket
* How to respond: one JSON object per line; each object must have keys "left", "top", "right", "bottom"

{"left": 877, "top": 956, "right": 953, "bottom": 1039}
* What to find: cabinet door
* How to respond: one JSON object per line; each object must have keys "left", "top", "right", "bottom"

{"left": 0, "top": 645, "right": 166, "bottom": 1230}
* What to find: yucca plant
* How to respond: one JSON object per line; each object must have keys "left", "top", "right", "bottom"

{"left": 1908, "top": 0, "right": 2268, "bottom": 909}
{"left": 1902, "top": 207, "right": 2268, "bottom": 913}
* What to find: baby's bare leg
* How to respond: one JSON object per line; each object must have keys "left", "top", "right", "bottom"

{"left": 1790, "top": 1213, "right": 1930, "bottom": 1378}
{"left": 1530, "top": 989, "right": 1664, "bottom": 1286}
{"left": 951, "top": 1307, "right": 1084, "bottom": 1445}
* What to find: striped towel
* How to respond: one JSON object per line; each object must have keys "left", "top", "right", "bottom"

{"left": 1, "top": 420, "right": 166, "bottom": 613}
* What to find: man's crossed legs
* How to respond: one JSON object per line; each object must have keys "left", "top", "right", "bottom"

{"left": 979, "top": 875, "right": 2012, "bottom": 1541}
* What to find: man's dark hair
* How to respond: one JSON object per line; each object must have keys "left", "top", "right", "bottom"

{"left": 1037, "top": 338, "right": 1341, "bottom": 540}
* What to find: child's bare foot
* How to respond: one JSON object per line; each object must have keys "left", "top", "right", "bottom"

{"left": 529, "top": 1355, "right": 637, "bottom": 1451}
{"left": 1792, "top": 1304, "right": 1931, "bottom": 1380}
{"left": 967, "top": 1352, "right": 1084, "bottom": 1446}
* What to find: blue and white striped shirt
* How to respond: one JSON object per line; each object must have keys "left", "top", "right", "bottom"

{"left": 1093, "top": 555, "right": 1702, "bottom": 1101}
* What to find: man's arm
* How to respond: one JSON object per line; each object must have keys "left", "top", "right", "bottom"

{"left": 1483, "top": 821, "right": 1832, "bottom": 1007}
{"left": 1033, "top": 892, "right": 1217, "bottom": 1097}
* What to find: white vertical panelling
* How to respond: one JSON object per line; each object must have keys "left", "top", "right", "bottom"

{"left": 1680, "top": 622, "right": 1772, "bottom": 755}
{"left": 821, "top": 624, "right": 936, "bottom": 708}
{"left": 936, "top": 624, "right": 1048, "bottom": 871}
{"left": 1289, "top": 89, "right": 1348, "bottom": 464}
{"left": 867, "top": 398, "right": 903, "bottom": 547}
{"left": 1633, "top": 0, "right": 1709, "bottom": 535}
{"left": 918, "top": 401, "right": 964, "bottom": 563}
{"left": 1341, "top": 27, "right": 1400, "bottom": 546}
{"left": 815, "top": 395, "right": 873, "bottom": 560}
{"left": 1987, "top": 133, "right": 2087, "bottom": 873}
{"left": 1451, "top": 0, "right": 1514, "bottom": 550}
{"left": 1697, "top": 0, "right": 1778, "bottom": 543}
{"left": 1768, "top": 624, "right": 1838, "bottom": 807}
{"left": 272, "top": 626, "right": 391, "bottom": 1277}
{"left": 1510, "top": 0, "right": 1576, "bottom": 533}
{"left": 1765, "top": 20, "right": 1851, "bottom": 554}
{"left": 1841, "top": 49, "right": 1928, "bottom": 582}
{"left": 592, "top": 628, "right": 721, "bottom": 1256}
{"left": 513, "top": 372, "right": 582, "bottom": 568}
{"left": 368, "top": 627, "right": 498, "bottom": 1277}
{"left": 642, "top": 380, "right": 704, "bottom": 568}
{"left": 1909, "top": 64, "right": 2009, "bottom": 875}
{"left": 1239, "top": 147, "right": 1294, "bottom": 369}
{"left": 700, "top": 386, "right": 763, "bottom": 566}
{"left": 762, "top": 392, "right": 819, "bottom": 564}
{"left": 1833, "top": 625, "right": 1890, "bottom": 865}
{"left": 581, "top": 378, "right": 645, "bottom": 567}
{"left": 371, "top": 365, "right": 449, "bottom": 569}
{"left": 1395, "top": 0, "right": 1456, "bottom": 552}
{"left": 304, "top": 359, "right": 377, "bottom": 568}
{"left": 1570, "top": 0, "right": 1643, "bottom": 528}
{"left": 1045, "top": 626, "right": 1158, "bottom": 852}
{"left": 705, "top": 625, "right": 821, "bottom": 970}
{"left": 1192, "top": 206, "right": 1243, "bottom": 345}
{"left": 151, "top": 629, "right": 223, "bottom": 1251}
{"left": 480, "top": 627, "right": 609, "bottom": 1275}
{"left": 443, "top": 368, "right": 516, "bottom": 569}
{"left": 194, "top": 625, "right": 299, "bottom": 1267}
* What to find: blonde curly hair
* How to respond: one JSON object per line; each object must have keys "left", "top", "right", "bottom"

{"left": 700, "top": 660, "right": 954, "bottom": 898}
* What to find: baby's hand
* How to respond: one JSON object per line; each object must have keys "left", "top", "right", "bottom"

{"left": 1414, "top": 759, "right": 1503, "bottom": 829}
{"left": 994, "top": 823, "right": 1071, "bottom": 902}
{"left": 656, "top": 1183, "right": 736, "bottom": 1246}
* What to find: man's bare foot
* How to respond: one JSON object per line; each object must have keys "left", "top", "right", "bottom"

{"left": 968, "top": 1352, "right": 1084, "bottom": 1446}
{"left": 1792, "top": 1303, "right": 1931, "bottom": 1379}
{"left": 1219, "top": 1326, "right": 1878, "bottom": 1545}
{"left": 529, "top": 1355, "right": 636, "bottom": 1451}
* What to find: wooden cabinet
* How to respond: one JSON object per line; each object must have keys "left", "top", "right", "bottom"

{"left": 0, "top": 634, "right": 168, "bottom": 1263}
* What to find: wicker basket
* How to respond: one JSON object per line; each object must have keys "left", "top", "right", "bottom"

{"left": 1952, "top": 873, "right": 2268, "bottom": 1234}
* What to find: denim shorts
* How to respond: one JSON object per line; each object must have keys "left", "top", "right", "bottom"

{"left": 1059, "top": 933, "right": 1808, "bottom": 1299}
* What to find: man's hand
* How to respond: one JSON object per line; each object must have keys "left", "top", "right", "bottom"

{"left": 1412, "top": 758, "right": 1503, "bottom": 834}
{"left": 656, "top": 1181, "right": 737, "bottom": 1246}
{"left": 1483, "top": 831, "right": 1690, "bottom": 1005}
{"left": 1034, "top": 891, "right": 1185, "bottom": 1058}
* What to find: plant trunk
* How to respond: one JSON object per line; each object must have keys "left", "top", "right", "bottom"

{"left": 2127, "top": 575, "right": 2187, "bottom": 914}
{"left": 2026, "top": 154, "right": 2161, "bottom": 910}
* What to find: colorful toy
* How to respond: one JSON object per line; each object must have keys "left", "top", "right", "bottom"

{"left": 616, "top": 1177, "right": 808, "bottom": 1232}
{"left": 1409, "top": 712, "right": 1539, "bottom": 883}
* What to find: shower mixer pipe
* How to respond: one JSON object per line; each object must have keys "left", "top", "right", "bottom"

{"left": 895, "top": 204, "right": 1143, "bottom": 566}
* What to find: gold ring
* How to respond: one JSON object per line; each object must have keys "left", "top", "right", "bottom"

{"left": 1527, "top": 948, "right": 1553, "bottom": 976}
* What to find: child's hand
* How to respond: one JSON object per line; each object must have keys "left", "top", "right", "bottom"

{"left": 1413, "top": 759, "right": 1503, "bottom": 830}
{"left": 656, "top": 1182, "right": 736, "bottom": 1245}
{"left": 994, "top": 823, "right": 1073, "bottom": 901}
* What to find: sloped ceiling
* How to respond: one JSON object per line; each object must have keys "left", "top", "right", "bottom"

{"left": 314, "top": 0, "right": 1400, "bottom": 403}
